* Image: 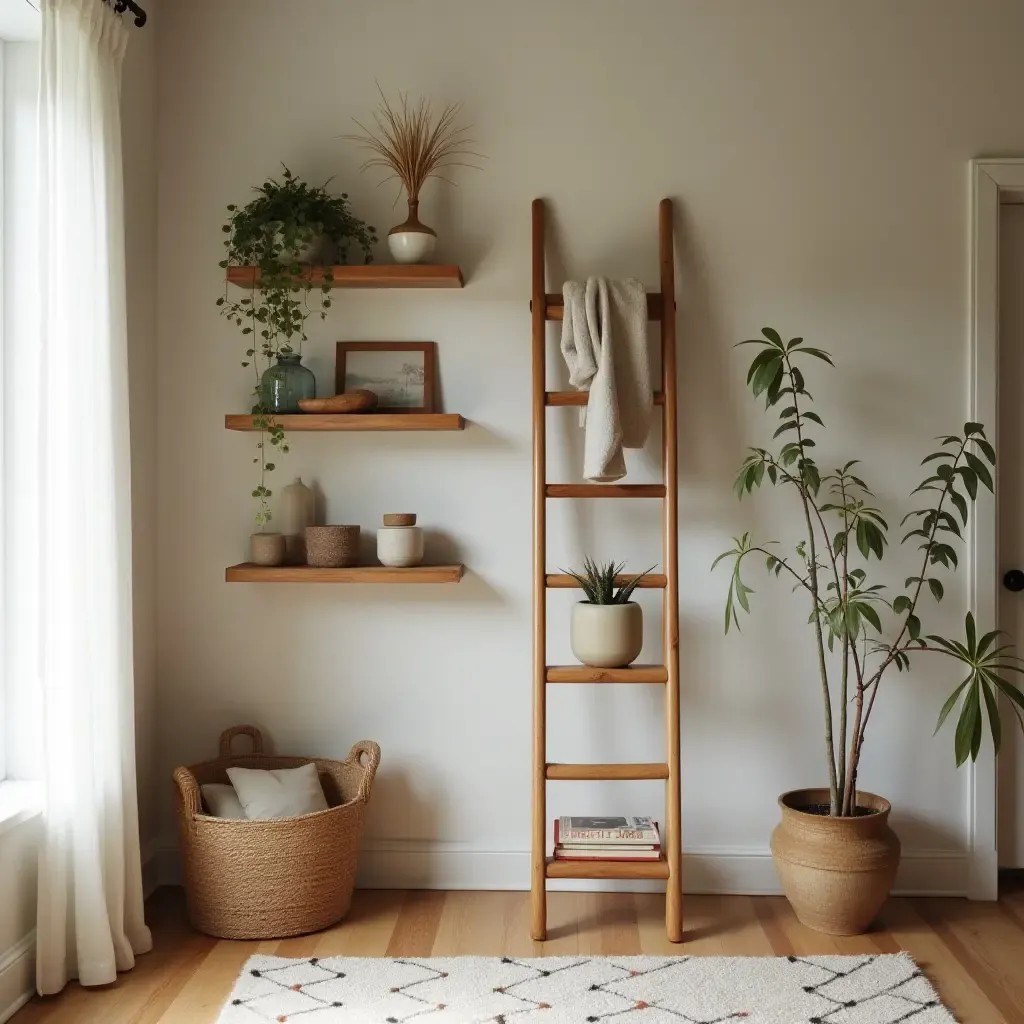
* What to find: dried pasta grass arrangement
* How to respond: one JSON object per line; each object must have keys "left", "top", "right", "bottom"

{"left": 342, "top": 85, "right": 483, "bottom": 263}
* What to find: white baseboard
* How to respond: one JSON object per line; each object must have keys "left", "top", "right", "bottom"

{"left": 0, "top": 932, "right": 34, "bottom": 1024}
{"left": 146, "top": 837, "right": 968, "bottom": 897}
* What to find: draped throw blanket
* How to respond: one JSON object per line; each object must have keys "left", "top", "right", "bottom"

{"left": 34, "top": 0, "right": 152, "bottom": 995}
{"left": 559, "top": 277, "right": 652, "bottom": 482}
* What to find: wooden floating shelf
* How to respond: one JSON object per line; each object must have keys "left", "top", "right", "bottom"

{"left": 225, "top": 563, "right": 465, "bottom": 584}
{"left": 226, "top": 264, "right": 464, "bottom": 289}
{"left": 546, "top": 856, "right": 670, "bottom": 880}
{"left": 224, "top": 413, "right": 465, "bottom": 432}
{"left": 545, "top": 573, "right": 667, "bottom": 589}
{"left": 545, "top": 665, "right": 668, "bottom": 684}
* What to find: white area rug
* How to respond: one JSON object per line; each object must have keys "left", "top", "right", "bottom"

{"left": 216, "top": 953, "right": 956, "bottom": 1023}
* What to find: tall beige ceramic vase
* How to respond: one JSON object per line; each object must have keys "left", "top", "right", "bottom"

{"left": 281, "top": 477, "right": 315, "bottom": 564}
{"left": 770, "top": 788, "right": 901, "bottom": 935}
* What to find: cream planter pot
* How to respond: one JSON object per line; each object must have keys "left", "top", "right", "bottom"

{"left": 377, "top": 525, "right": 425, "bottom": 567}
{"left": 387, "top": 230, "right": 436, "bottom": 265}
{"left": 570, "top": 602, "right": 643, "bottom": 668}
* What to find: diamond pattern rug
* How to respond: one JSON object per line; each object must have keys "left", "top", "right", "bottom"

{"left": 216, "top": 952, "right": 956, "bottom": 1023}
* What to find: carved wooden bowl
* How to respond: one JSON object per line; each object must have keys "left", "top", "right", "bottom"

{"left": 298, "top": 390, "right": 378, "bottom": 414}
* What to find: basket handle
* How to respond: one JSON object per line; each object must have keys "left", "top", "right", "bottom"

{"left": 219, "top": 725, "right": 264, "bottom": 758}
{"left": 173, "top": 766, "right": 202, "bottom": 817}
{"left": 348, "top": 740, "right": 381, "bottom": 802}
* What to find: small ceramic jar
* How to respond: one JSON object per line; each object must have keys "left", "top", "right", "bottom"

{"left": 250, "top": 532, "right": 286, "bottom": 567}
{"left": 377, "top": 513, "right": 424, "bottom": 567}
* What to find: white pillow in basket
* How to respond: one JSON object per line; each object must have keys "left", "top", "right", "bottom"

{"left": 200, "top": 783, "right": 246, "bottom": 819}
{"left": 226, "top": 763, "right": 329, "bottom": 820}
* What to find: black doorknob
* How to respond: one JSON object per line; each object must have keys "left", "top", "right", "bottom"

{"left": 1005, "top": 569, "right": 1024, "bottom": 592}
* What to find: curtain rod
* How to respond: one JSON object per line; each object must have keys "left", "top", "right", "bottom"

{"left": 21, "top": 0, "right": 147, "bottom": 25}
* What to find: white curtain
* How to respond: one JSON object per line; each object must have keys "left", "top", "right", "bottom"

{"left": 33, "top": 0, "right": 151, "bottom": 995}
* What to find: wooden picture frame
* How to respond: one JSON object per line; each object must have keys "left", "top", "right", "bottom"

{"left": 335, "top": 341, "right": 437, "bottom": 414}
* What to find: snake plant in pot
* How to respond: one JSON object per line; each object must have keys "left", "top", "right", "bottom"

{"left": 713, "top": 327, "right": 1024, "bottom": 935}
{"left": 563, "top": 558, "right": 655, "bottom": 668}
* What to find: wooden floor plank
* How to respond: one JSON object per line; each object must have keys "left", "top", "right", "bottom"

{"left": 10, "top": 886, "right": 1024, "bottom": 1024}
{"left": 876, "top": 898, "right": 1006, "bottom": 1024}
{"left": 384, "top": 889, "right": 446, "bottom": 957}
{"left": 311, "top": 890, "right": 407, "bottom": 958}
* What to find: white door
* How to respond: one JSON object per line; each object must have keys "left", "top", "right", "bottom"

{"left": 998, "top": 202, "right": 1024, "bottom": 868}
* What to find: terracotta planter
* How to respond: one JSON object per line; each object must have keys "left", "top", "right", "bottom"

{"left": 770, "top": 788, "right": 900, "bottom": 935}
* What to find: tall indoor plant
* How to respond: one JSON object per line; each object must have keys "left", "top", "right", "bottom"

{"left": 217, "top": 166, "right": 377, "bottom": 527}
{"left": 714, "top": 327, "right": 1024, "bottom": 933}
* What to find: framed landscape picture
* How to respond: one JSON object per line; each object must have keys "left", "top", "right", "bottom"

{"left": 335, "top": 342, "right": 437, "bottom": 414}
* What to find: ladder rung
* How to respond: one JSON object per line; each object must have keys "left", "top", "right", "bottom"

{"left": 546, "top": 391, "right": 665, "bottom": 407}
{"left": 546, "top": 762, "right": 669, "bottom": 781}
{"left": 539, "top": 293, "right": 665, "bottom": 322}
{"left": 546, "top": 664, "right": 668, "bottom": 683}
{"left": 546, "top": 484, "right": 666, "bottom": 499}
{"left": 545, "top": 574, "right": 667, "bottom": 590}
{"left": 546, "top": 856, "right": 670, "bottom": 880}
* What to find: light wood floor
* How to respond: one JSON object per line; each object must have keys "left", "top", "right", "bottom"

{"left": 10, "top": 883, "right": 1024, "bottom": 1023}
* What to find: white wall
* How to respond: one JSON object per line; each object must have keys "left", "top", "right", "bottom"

{"left": 153, "top": 0, "right": 1024, "bottom": 892}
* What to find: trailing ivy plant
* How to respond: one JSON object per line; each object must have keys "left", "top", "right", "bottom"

{"left": 216, "top": 166, "right": 378, "bottom": 525}
{"left": 713, "top": 327, "right": 1024, "bottom": 817}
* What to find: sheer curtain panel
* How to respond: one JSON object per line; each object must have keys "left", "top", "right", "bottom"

{"left": 34, "top": 0, "right": 151, "bottom": 995}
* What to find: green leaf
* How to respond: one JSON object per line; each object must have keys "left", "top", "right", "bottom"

{"left": 966, "top": 612, "right": 977, "bottom": 656}
{"left": 964, "top": 421, "right": 985, "bottom": 436}
{"left": 981, "top": 679, "right": 1002, "bottom": 756}
{"left": 975, "top": 438, "right": 996, "bottom": 465}
{"left": 907, "top": 614, "right": 922, "bottom": 640}
{"left": 798, "top": 347, "right": 835, "bottom": 365}
{"left": 928, "top": 578, "right": 944, "bottom": 602}
{"left": 761, "top": 327, "right": 784, "bottom": 348}
{"left": 892, "top": 595, "right": 912, "bottom": 615}
{"left": 858, "top": 602, "right": 882, "bottom": 633}
{"left": 746, "top": 348, "right": 778, "bottom": 384}
{"left": 964, "top": 452, "right": 993, "bottom": 492}
{"left": 751, "top": 356, "right": 783, "bottom": 397}
{"left": 934, "top": 678, "right": 971, "bottom": 736}
{"left": 803, "top": 411, "right": 824, "bottom": 426}
{"left": 949, "top": 489, "right": 969, "bottom": 525}
{"left": 957, "top": 466, "right": 978, "bottom": 499}
{"left": 954, "top": 682, "right": 981, "bottom": 766}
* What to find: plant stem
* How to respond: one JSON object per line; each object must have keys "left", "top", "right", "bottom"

{"left": 783, "top": 352, "right": 839, "bottom": 813}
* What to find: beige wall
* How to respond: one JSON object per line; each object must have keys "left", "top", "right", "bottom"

{"left": 153, "top": 0, "right": 1024, "bottom": 890}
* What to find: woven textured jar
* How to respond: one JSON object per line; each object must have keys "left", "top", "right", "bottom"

{"left": 173, "top": 726, "right": 380, "bottom": 940}
{"left": 305, "top": 525, "right": 359, "bottom": 568}
{"left": 771, "top": 788, "right": 900, "bottom": 935}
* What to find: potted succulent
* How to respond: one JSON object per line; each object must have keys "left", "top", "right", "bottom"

{"left": 714, "top": 327, "right": 1024, "bottom": 935}
{"left": 216, "top": 166, "right": 377, "bottom": 531}
{"left": 562, "top": 558, "right": 655, "bottom": 668}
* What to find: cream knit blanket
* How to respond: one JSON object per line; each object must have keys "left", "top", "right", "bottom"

{"left": 559, "top": 277, "right": 652, "bottom": 482}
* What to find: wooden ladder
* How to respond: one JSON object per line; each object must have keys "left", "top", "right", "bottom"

{"left": 530, "top": 198, "right": 682, "bottom": 943}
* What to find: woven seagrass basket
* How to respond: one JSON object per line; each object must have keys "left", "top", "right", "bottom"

{"left": 173, "top": 725, "right": 380, "bottom": 940}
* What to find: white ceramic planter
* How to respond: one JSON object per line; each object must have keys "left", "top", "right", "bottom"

{"left": 377, "top": 526, "right": 425, "bottom": 567}
{"left": 570, "top": 602, "right": 643, "bottom": 668}
{"left": 387, "top": 230, "right": 436, "bottom": 265}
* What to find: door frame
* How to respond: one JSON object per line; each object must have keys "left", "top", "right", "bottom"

{"left": 968, "top": 158, "right": 1024, "bottom": 898}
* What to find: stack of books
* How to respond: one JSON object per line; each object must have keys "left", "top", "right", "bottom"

{"left": 553, "top": 815, "right": 661, "bottom": 861}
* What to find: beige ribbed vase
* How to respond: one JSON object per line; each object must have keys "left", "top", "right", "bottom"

{"left": 770, "top": 788, "right": 900, "bottom": 935}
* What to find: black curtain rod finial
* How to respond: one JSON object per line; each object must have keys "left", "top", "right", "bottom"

{"left": 112, "top": 0, "right": 147, "bottom": 27}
